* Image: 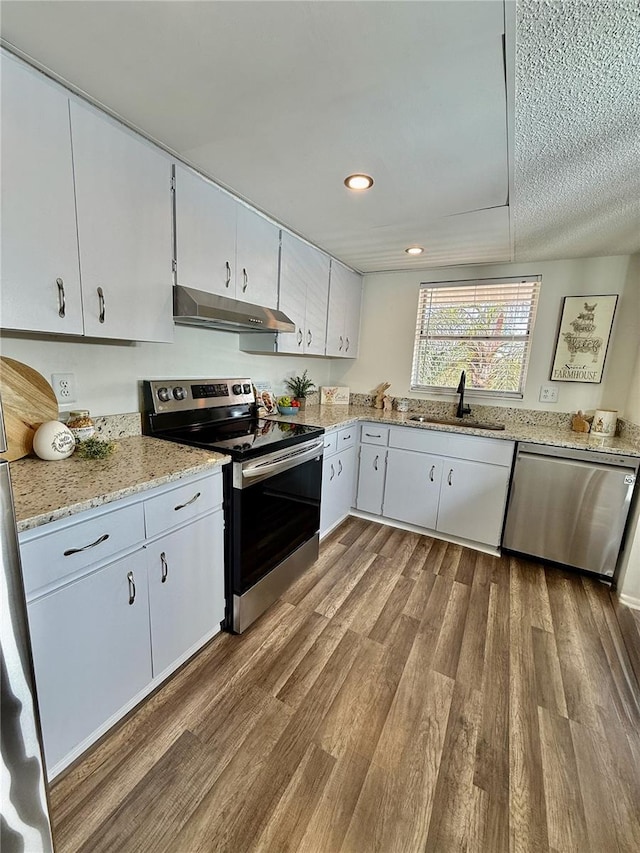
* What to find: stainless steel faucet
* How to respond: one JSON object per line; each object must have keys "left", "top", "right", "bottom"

{"left": 456, "top": 370, "right": 471, "bottom": 418}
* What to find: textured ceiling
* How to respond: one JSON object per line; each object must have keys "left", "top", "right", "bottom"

{"left": 513, "top": 0, "right": 640, "bottom": 262}
{"left": 0, "top": 1, "right": 638, "bottom": 272}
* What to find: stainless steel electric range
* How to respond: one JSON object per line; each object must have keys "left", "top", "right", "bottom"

{"left": 142, "top": 378, "right": 324, "bottom": 632}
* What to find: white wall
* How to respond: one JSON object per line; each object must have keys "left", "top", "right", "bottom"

{"left": 332, "top": 254, "right": 639, "bottom": 413}
{"left": 0, "top": 325, "right": 333, "bottom": 416}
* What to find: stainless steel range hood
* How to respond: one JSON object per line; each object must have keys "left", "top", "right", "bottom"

{"left": 173, "top": 285, "right": 295, "bottom": 333}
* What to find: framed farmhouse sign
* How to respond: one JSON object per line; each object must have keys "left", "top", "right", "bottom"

{"left": 550, "top": 294, "right": 618, "bottom": 383}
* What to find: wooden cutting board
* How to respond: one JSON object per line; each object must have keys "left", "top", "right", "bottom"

{"left": 0, "top": 357, "right": 59, "bottom": 461}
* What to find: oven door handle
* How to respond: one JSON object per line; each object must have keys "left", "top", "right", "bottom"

{"left": 241, "top": 440, "right": 325, "bottom": 480}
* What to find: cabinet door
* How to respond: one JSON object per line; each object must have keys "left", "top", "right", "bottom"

{"left": 174, "top": 163, "right": 237, "bottom": 298}
{"left": 437, "top": 458, "right": 510, "bottom": 546}
{"left": 27, "top": 552, "right": 151, "bottom": 770}
{"left": 356, "top": 445, "right": 387, "bottom": 516}
{"left": 325, "top": 260, "right": 348, "bottom": 356}
{"left": 383, "top": 449, "right": 442, "bottom": 529}
{"left": 336, "top": 444, "right": 357, "bottom": 519}
{"left": 343, "top": 268, "right": 363, "bottom": 358}
{"left": 0, "top": 54, "right": 83, "bottom": 335}
{"left": 320, "top": 453, "right": 341, "bottom": 537}
{"left": 71, "top": 102, "right": 174, "bottom": 342}
{"left": 147, "top": 512, "right": 225, "bottom": 676}
{"left": 303, "top": 246, "right": 330, "bottom": 355}
{"left": 277, "top": 231, "right": 307, "bottom": 353}
{"left": 235, "top": 205, "right": 279, "bottom": 308}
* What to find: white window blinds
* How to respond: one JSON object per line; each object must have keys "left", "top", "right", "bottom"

{"left": 411, "top": 276, "right": 541, "bottom": 397}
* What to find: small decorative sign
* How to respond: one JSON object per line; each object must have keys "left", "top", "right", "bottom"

{"left": 253, "top": 381, "right": 278, "bottom": 414}
{"left": 320, "top": 386, "right": 350, "bottom": 405}
{"left": 550, "top": 294, "right": 618, "bottom": 384}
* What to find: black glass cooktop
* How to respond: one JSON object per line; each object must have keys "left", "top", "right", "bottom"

{"left": 160, "top": 417, "right": 324, "bottom": 461}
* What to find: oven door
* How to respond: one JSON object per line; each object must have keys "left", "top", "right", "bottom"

{"left": 231, "top": 439, "right": 323, "bottom": 595}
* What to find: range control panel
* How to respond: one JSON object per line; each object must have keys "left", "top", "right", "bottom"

{"left": 145, "top": 378, "right": 254, "bottom": 414}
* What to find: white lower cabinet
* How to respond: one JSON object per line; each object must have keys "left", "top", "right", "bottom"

{"left": 27, "top": 550, "right": 152, "bottom": 771}
{"left": 355, "top": 444, "right": 388, "bottom": 516}
{"left": 320, "top": 428, "right": 357, "bottom": 537}
{"left": 147, "top": 511, "right": 225, "bottom": 675}
{"left": 383, "top": 449, "right": 442, "bottom": 529}
{"left": 356, "top": 425, "right": 514, "bottom": 548}
{"left": 436, "top": 458, "right": 510, "bottom": 547}
{"left": 20, "top": 468, "right": 225, "bottom": 778}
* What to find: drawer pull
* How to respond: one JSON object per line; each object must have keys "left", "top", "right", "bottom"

{"left": 338, "top": 459, "right": 343, "bottom": 476}
{"left": 342, "top": 434, "right": 351, "bottom": 441}
{"left": 56, "top": 277, "right": 66, "bottom": 318}
{"left": 430, "top": 465, "right": 435, "bottom": 482}
{"left": 330, "top": 463, "right": 335, "bottom": 481}
{"left": 63, "top": 533, "right": 109, "bottom": 556}
{"left": 448, "top": 468, "right": 453, "bottom": 486}
{"left": 160, "top": 551, "right": 168, "bottom": 583}
{"left": 97, "top": 286, "right": 106, "bottom": 323}
{"left": 127, "top": 571, "right": 136, "bottom": 605}
{"left": 374, "top": 454, "right": 379, "bottom": 472}
{"left": 365, "top": 433, "right": 381, "bottom": 438}
{"left": 174, "top": 491, "right": 201, "bottom": 511}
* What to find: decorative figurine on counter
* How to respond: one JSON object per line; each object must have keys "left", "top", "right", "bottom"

{"left": 571, "top": 410, "right": 591, "bottom": 433}
{"left": 373, "top": 381, "right": 391, "bottom": 409}
{"left": 383, "top": 395, "right": 393, "bottom": 414}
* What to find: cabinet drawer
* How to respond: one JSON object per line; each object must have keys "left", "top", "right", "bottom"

{"left": 21, "top": 502, "right": 145, "bottom": 597}
{"left": 144, "top": 472, "right": 222, "bottom": 537}
{"left": 337, "top": 426, "right": 356, "bottom": 451}
{"left": 360, "top": 424, "right": 389, "bottom": 445}
{"left": 322, "top": 431, "right": 338, "bottom": 457}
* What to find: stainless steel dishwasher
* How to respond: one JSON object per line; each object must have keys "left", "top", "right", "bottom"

{"left": 503, "top": 443, "right": 638, "bottom": 577}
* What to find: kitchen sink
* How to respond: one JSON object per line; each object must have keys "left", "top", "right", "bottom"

{"left": 408, "top": 415, "right": 506, "bottom": 431}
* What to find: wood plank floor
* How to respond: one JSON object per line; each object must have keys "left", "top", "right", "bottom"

{"left": 49, "top": 518, "right": 640, "bottom": 853}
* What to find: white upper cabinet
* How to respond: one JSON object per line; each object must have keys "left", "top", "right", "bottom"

{"left": 235, "top": 204, "right": 280, "bottom": 308}
{"left": 0, "top": 52, "right": 84, "bottom": 335}
{"left": 278, "top": 231, "right": 330, "bottom": 355}
{"left": 326, "top": 260, "right": 363, "bottom": 358}
{"left": 174, "top": 165, "right": 280, "bottom": 307}
{"left": 174, "top": 163, "right": 236, "bottom": 298}
{"left": 70, "top": 102, "right": 174, "bottom": 342}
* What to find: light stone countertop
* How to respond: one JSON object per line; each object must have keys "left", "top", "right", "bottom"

{"left": 269, "top": 405, "right": 640, "bottom": 458}
{"left": 9, "top": 436, "right": 230, "bottom": 532}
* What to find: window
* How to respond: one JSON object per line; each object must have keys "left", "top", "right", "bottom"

{"left": 411, "top": 276, "right": 540, "bottom": 398}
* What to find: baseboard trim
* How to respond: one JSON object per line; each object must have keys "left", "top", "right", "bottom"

{"left": 618, "top": 592, "right": 640, "bottom": 611}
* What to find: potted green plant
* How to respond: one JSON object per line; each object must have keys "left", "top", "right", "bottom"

{"left": 284, "top": 370, "right": 316, "bottom": 410}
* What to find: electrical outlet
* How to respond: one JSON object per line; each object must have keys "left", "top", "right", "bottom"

{"left": 539, "top": 384, "right": 559, "bottom": 403}
{"left": 51, "top": 373, "right": 77, "bottom": 405}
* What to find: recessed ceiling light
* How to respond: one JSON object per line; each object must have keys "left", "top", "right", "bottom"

{"left": 344, "top": 173, "right": 374, "bottom": 191}
{"left": 405, "top": 246, "right": 424, "bottom": 255}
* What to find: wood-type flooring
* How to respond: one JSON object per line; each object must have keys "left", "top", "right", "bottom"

{"left": 50, "top": 518, "right": 640, "bottom": 853}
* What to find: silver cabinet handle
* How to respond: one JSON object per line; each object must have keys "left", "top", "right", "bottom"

{"left": 174, "top": 491, "right": 201, "bottom": 511}
{"left": 225, "top": 261, "right": 232, "bottom": 288}
{"left": 64, "top": 533, "right": 109, "bottom": 557}
{"left": 429, "top": 465, "right": 435, "bottom": 482}
{"left": 338, "top": 459, "right": 343, "bottom": 476}
{"left": 297, "top": 328, "right": 303, "bottom": 346}
{"left": 345, "top": 337, "right": 350, "bottom": 352}
{"left": 127, "top": 571, "right": 136, "bottom": 605}
{"left": 448, "top": 468, "right": 453, "bottom": 486}
{"left": 97, "top": 287, "right": 106, "bottom": 323}
{"left": 339, "top": 335, "right": 343, "bottom": 351}
{"left": 242, "top": 268, "right": 248, "bottom": 292}
{"left": 56, "top": 277, "right": 66, "bottom": 318}
{"left": 307, "top": 329, "right": 312, "bottom": 347}
{"left": 160, "top": 551, "right": 168, "bottom": 583}
{"left": 330, "top": 463, "right": 335, "bottom": 481}
{"left": 374, "top": 454, "right": 379, "bottom": 472}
